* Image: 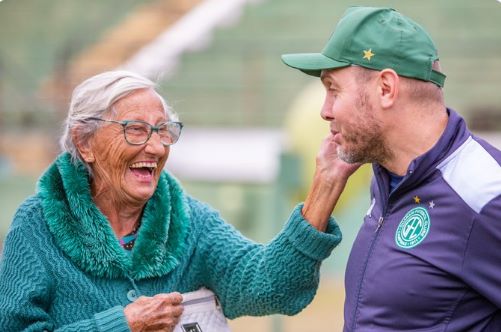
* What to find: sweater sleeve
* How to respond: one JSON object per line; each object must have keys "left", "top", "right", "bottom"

{"left": 190, "top": 200, "right": 342, "bottom": 319}
{"left": 0, "top": 215, "right": 131, "bottom": 332}
{"left": 461, "top": 196, "right": 501, "bottom": 308}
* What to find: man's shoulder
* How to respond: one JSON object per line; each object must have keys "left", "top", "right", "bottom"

{"left": 437, "top": 136, "right": 501, "bottom": 214}
{"left": 472, "top": 134, "right": 501, "bottom": 162}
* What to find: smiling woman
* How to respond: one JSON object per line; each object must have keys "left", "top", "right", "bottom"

{"left": 0, "top": 70, "right": 357, "bottom": 332}
{"left": 74, "top": 88, "right": 174, "bottom": 209}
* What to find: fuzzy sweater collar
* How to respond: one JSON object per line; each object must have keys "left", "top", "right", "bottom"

{"left": 37, "top": 153, "right": 190, "bottom": 280}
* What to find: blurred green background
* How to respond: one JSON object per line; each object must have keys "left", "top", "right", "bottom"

{"left": 1, "top": 0, "right": 500, "bottom": 331}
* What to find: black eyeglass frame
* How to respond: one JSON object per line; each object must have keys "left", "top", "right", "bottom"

{"left": 85, "top": 117, "right": 184, "bottom": 146}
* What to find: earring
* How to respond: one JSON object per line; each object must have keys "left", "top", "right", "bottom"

{"left": 84, "top": 153, "right": 95, "bottom": 163}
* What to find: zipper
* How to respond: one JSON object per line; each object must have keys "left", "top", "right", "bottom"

{"left": 349, "top": 210, "right": 387, "bottom": 331}
{"left": 183, "top": 294, "right": 217, "bottom": 307}
{"left": 350, "top": 169, "right": 390, "bottom": 331}
{"left": 375, "top": 216, "right": 384, "bottom": 233}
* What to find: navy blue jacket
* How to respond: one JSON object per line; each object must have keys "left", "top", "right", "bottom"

{"left": 344, "top": 109, "right": 501, "bottom": 331}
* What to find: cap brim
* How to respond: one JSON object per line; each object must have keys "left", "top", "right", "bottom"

{"left": 281, "top": 53, "right": 350, "bottom": 77}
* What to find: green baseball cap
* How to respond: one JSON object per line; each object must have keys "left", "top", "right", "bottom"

{"left": 281, "top": 6, "right": 446, "bottom": 87}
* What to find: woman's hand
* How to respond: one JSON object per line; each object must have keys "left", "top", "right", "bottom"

{"left": 302, "top": 135, "right": 362, "bottom": 231}
{"left": 315, "top": 134, "right": 361, "bottom": 183}
{"left": 124, "top": 292, "right": 184, "bottom": 332}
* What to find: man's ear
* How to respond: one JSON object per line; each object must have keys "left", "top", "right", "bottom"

{"left": 71, "top": 128, "right": 95, "bottom": 163}
{"left": 377, "top": 69, "right": 399, "bottom": 109}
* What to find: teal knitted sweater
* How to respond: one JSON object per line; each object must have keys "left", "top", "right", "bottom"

{"left": 0, "top": 153, "right": 342, "bottom": 331}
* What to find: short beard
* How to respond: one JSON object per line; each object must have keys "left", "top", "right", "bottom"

{"left": 337, "top": 137, "right": 390, "bottom": 164}
{"left": 337, "top": 89, "right": 393, "bottom": 164}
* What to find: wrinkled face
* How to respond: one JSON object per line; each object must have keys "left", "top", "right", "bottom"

{"left": 320, "top": 67, "right": 391, "bottom": 164}
{"left": 88, "top": 88, "right": 170, "bottom": 205}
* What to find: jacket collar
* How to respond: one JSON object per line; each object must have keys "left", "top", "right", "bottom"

{"left": 373, "top": 108, "right": 471, "bottom": 197}
{"left": 37, "top": 153, "right": 190, "bottom": 280}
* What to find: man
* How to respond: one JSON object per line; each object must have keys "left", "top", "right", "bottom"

{"left": 282, "top": 6, "right": 501, "bottom": 332}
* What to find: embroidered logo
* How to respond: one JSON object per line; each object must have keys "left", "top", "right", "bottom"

{"left": 182, "top": 322, "right": 203, "bottom": 332}
{"left": 395, "top": 207, "right": 430, "bottom": 249}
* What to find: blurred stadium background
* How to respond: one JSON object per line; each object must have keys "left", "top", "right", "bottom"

{"left": 0, "top": 0, "right": 500, "bottom": 331}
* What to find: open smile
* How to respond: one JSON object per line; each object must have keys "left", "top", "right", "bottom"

{"left": 129, "top": 161, "right": 158, "bottom": 180}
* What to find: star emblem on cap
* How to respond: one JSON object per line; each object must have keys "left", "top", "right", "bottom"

{"left": 363, "top": 48, "right": 375, "bottom": 61}
{"left": 413, "top": 195, "right": 421, "bottom": 204}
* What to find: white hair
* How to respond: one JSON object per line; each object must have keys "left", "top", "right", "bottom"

{"left": 60, "top": 70, "right": 178, "bottom": 168}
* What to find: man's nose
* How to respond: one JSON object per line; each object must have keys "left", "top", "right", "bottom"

{"left": 320, "top": 100, "right": 333, "bottom": 121}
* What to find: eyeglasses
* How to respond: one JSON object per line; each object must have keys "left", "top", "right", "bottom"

{"left": 86, "top": 117, "right": 183, "bottom": 146}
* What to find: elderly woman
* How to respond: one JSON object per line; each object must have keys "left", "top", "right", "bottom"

{"left": 0, "top": 71, "right": 357, "bottom": 331}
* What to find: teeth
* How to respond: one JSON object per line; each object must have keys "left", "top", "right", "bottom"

{"left": 130, "top": 162, "right": 158, "bottom": 169}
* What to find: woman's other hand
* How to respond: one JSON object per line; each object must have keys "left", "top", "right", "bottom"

{"left": 124, "top": 292, "right": 184, "bottom": 332}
